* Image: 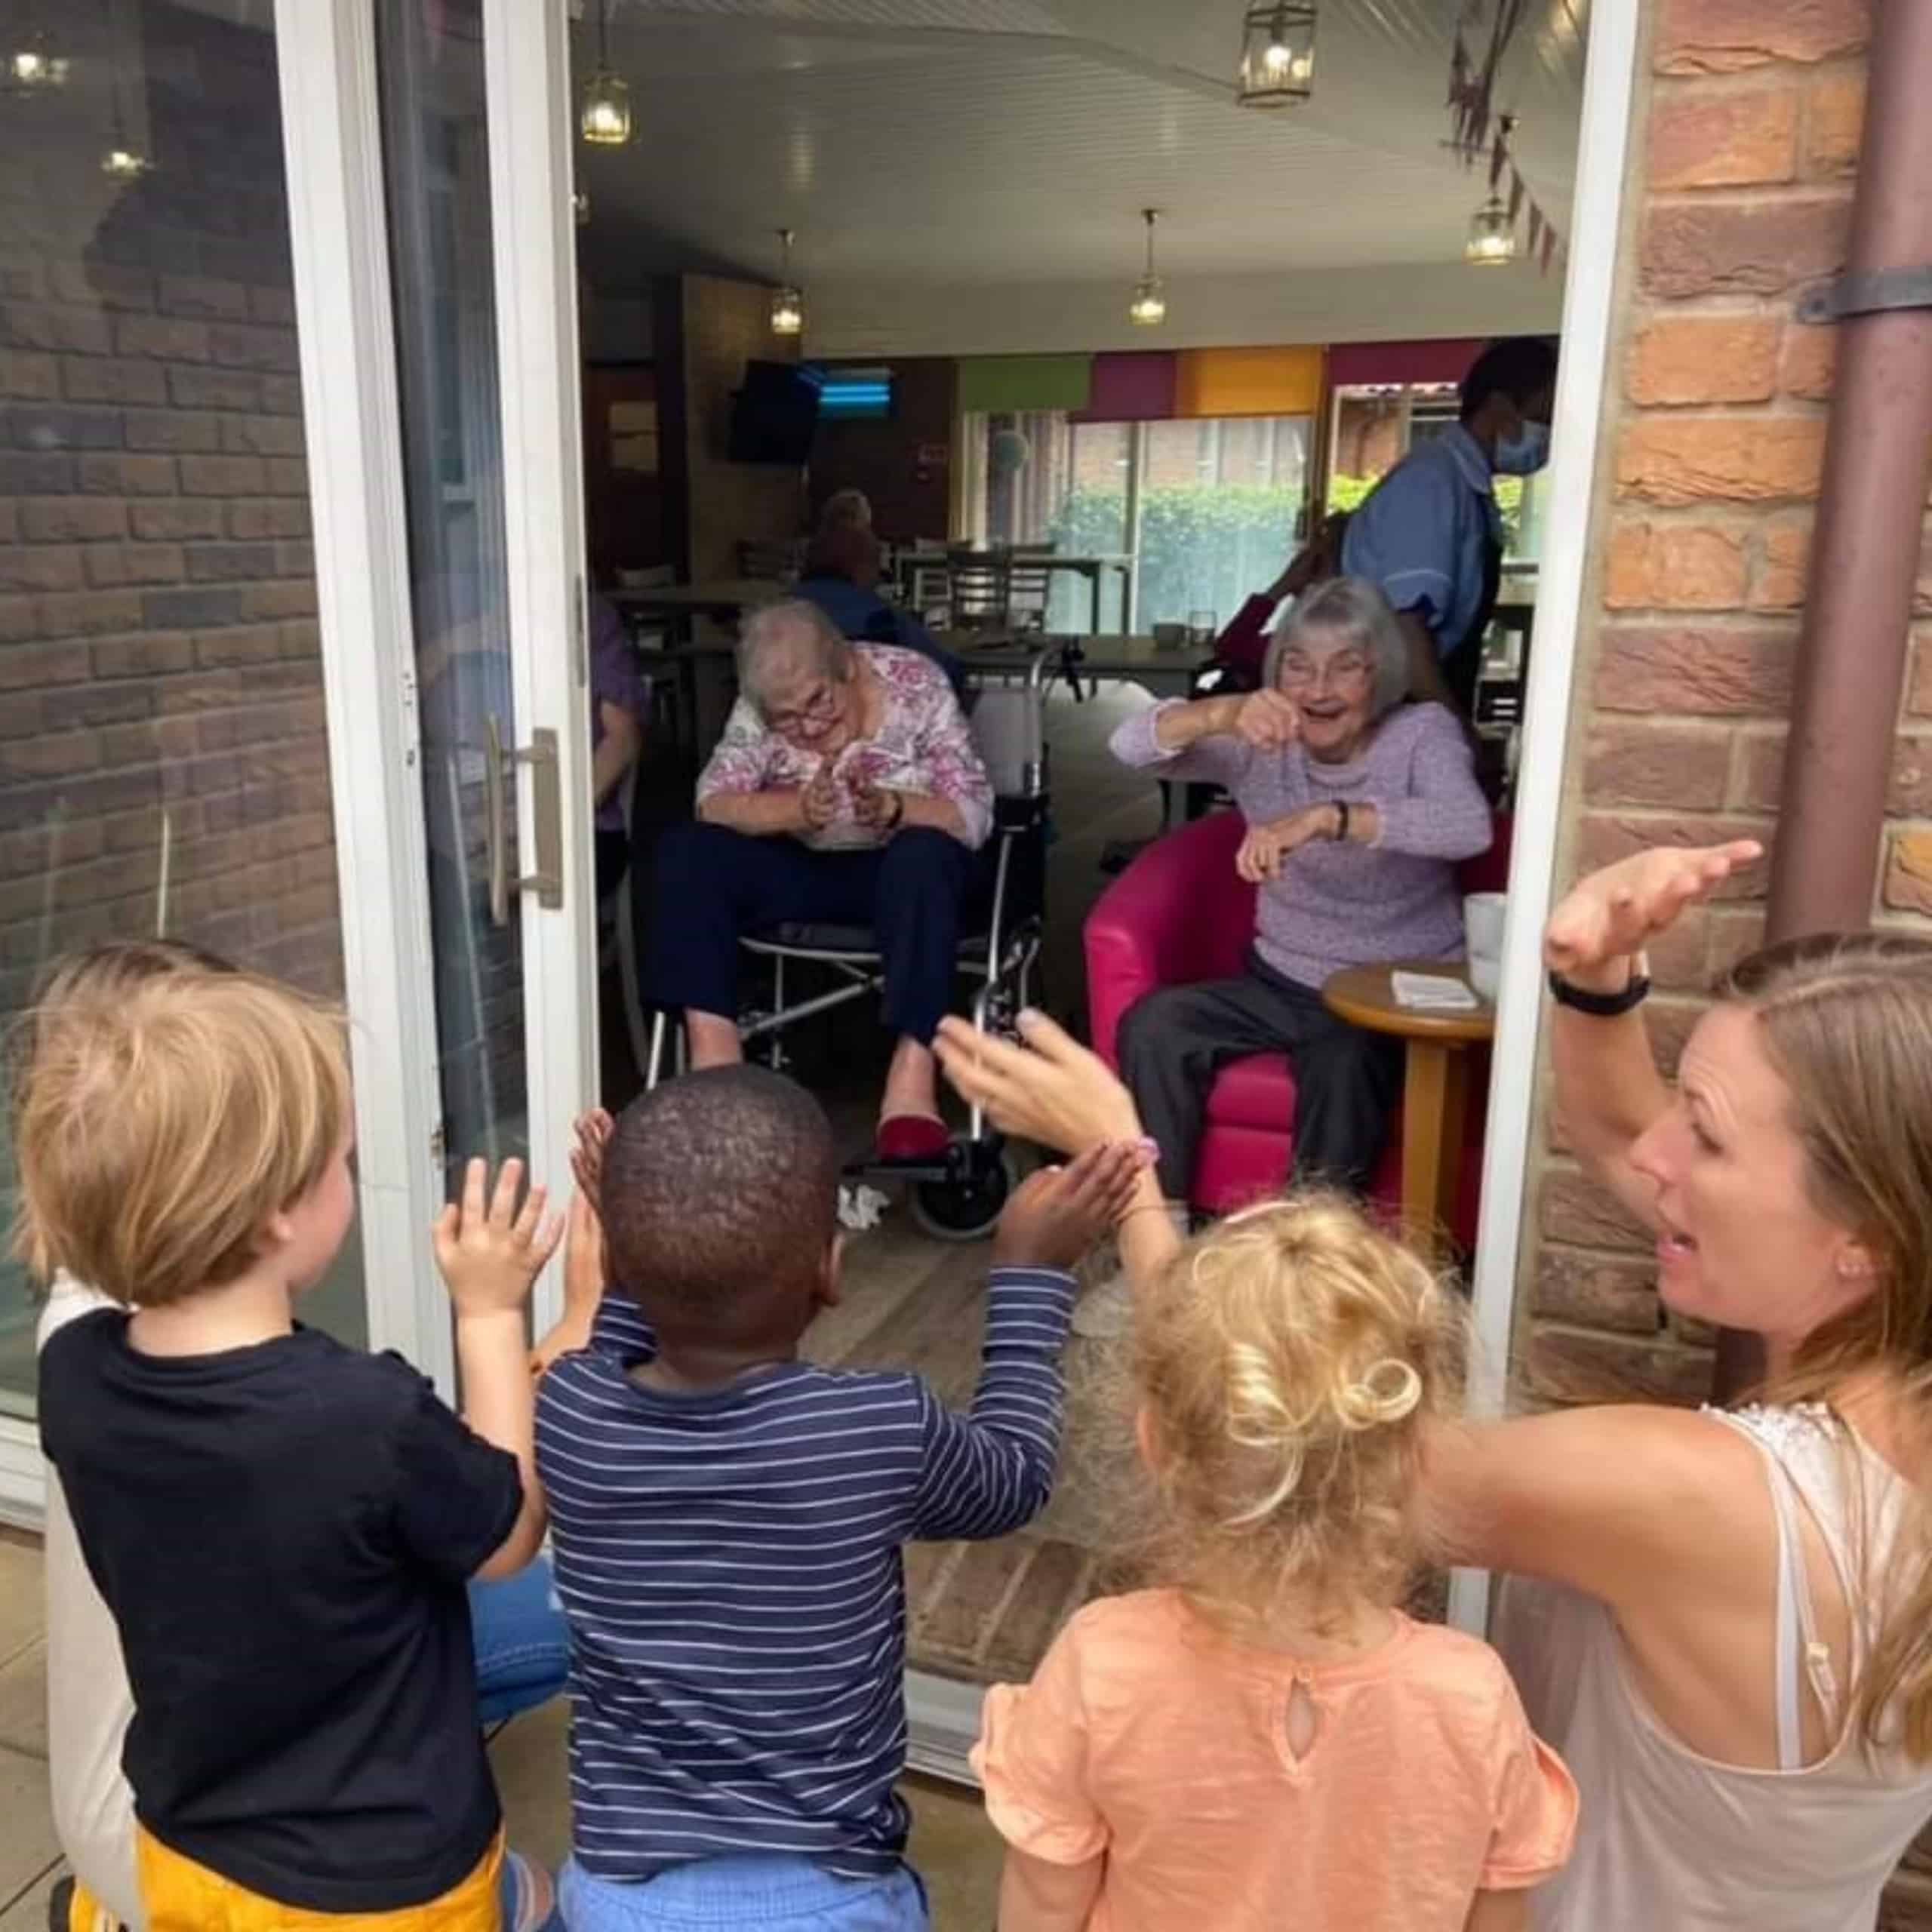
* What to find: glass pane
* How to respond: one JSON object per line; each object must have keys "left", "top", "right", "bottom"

{"left": 0, "top": 0, "right": 367, "bottom": 1418}
{"left": 1134, "top": 416, "right": 1309, "bottom": 630}
{"left": 374, "top": 0, "right": 526, "bottom": 1190}
{"left": 1046, "top": 423, "right": 1129, "bottom": 632}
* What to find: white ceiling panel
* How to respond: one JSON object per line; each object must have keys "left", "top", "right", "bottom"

{"left": 578, "top": 0, "right": 1589, "bottom": 331}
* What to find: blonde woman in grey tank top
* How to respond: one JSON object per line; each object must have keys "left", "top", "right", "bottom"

{"left": 931, "top": 835, "right": 1932, "bottom": 1931}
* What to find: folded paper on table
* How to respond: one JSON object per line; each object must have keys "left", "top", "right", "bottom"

{"left": 1391, "top": 970, "right": 1480, "bottom": 1012}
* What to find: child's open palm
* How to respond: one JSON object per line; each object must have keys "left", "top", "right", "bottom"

{"left": 993, "top": 1142, "right": 1144, "bottom": 1272}
{"left": 433, "top": 1157, "right": 563, "bottom": 1317}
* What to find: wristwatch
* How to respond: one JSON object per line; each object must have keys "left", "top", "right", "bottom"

{"left": 1547, "top": 958, "right": 1651, "bottom": 1016}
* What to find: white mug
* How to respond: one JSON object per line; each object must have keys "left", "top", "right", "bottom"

{"left": 1463, "top": 891, "right": 1506, "bottom": 1001}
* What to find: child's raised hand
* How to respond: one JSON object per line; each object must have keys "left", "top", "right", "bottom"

{"left": 993, "top": 1142, "right": 1145, "bottom": 1272}
{"left": 569, "top": 1108, "right": 614, "bottom": 1208}
{"left": 433, "top": 1157, "right": 562, "bottom": 1318}
{"left": 531, "top": 1188, "right": 606, "bottom": 1377}
{"left": 935, "top": 1008, "right": 1143, "bottom": 1156}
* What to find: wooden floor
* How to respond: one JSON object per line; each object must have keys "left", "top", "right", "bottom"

{"left": 804, "top": 1213, "right": 1134, "bottom": 1684}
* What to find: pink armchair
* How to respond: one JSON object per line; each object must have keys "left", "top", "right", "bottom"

{"left": 1084, "top": 808, "right": 1510, "bottom": 1244}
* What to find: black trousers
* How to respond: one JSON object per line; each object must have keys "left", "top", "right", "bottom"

{"left": 645, "top": 820, "right": 975, "bottom": 1046}
{"left": 1118, "top": 949, "right": 1403, "bottom": 1200}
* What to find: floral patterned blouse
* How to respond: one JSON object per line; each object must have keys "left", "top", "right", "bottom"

{"left": 697, "top": 644, "right": 992, "bottom": 852}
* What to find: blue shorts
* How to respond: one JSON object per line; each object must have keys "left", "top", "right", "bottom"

{"left": 469, "top": 1555, "right": 571, "bottom": 1725}
{"left": 558, "top": 1855, "right": 929, "bottom": 1931}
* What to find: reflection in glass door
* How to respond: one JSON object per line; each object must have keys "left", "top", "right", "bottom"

{"left": 0, "top": 0, "right": 372, "bottom": 1444}
{"left": 374, "top": 0, "right": 595, "bottom": 1333}
{"left": 377, "top": 0, "right": 531, "bottom": 1186}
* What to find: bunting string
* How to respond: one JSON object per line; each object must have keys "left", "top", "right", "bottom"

{"left": 1447, "top": 4, "right": 1566, "bottom": 275}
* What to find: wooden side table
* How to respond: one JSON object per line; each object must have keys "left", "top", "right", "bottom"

{"left": 1321, "top": 959, "right": 1496, "bottom": 1262}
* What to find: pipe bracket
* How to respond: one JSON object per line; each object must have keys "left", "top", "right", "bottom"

{"left": 1797, "top": 265, "right": 1932, "bottom": 324}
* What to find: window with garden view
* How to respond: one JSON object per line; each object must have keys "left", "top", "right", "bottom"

{"left": 960, "top": 411, "right": 1312, "bottom": 633}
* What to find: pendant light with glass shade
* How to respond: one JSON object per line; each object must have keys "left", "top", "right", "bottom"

{"left": 100, "top": 7, "right": 149, "bottom": 180}
{"left": 580, "top": 0, "right": 631, "bottom": 146}
{"left": 1464, "top": 192, "right": 1517, "bottom": 266}
{"left": 770, "top": 229, "right": 805, "bottom": 337}
{"left": 1464, "top": 113, "right": 1521, "bottom": 266}
{"left": 7, "top": 20, "right": 69, "bottom": 92}
{"left": 1235, "top": 2, "right": 1316, "bottom": 108}
{"left": 1128, "top": 209, "right": 1166, "bottom": 328}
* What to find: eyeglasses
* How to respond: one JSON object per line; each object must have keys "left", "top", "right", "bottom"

{"left": 764, "top": 681, "right": 843, "bottom": 733}
{"left": 1278, "top": 651, "right": 1372, "bottom": 691}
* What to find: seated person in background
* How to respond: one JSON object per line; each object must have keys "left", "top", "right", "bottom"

{"left": 795, "top": 519, "right": 966, "bottom": 695}
{"left": 974, "top": 1194, "right": 1575, "bottom": 1932}
{"left": 816, "top": 485, "right": 873, "bottom": 534}
{"left": 537, "top": 1069, "right": 1140, "bottom": 1932}
{"left": 645, "top": 600, "right": 992, "bottom": 1161}
{"left": 1340, "top": 334, "right": 1558, "bottom": 715}
{"left": 1109, "top": 575, "right": 1492, "bottom": 1207}
{"left": 22, "top": 965, "right": 563, "bottom": 1931}
{"left": 588, "top": 591, "right": 649, "bottom": 898}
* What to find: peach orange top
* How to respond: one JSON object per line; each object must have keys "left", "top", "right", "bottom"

{"left": 972, "top": 1589, "right": 1576, "bottom": 1932}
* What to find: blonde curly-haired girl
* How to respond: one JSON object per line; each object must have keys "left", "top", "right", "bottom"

{"left": 970, "top": 1194, "right": 1576, "bottom": 1932}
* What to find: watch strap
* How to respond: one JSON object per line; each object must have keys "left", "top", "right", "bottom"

{"left": 1547, "top": 969, "right": 1652, "bottom": 1017}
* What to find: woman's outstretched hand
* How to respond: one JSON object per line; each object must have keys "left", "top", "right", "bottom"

{"left": 1545, "top": 840, "right": 1763, "bottom": 981}
{"left": 1229, "top": 688, "right": 1302, "bottom": 751}
{"left": 934, "top": 1009, "right": 1143, "bottom": 1155}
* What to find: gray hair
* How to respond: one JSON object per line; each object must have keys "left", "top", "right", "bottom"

{"left": 737, "top": 600, "right": 854, "bottom": 715}
{"left": 1266, "top": 575, "right": 1411, "bottom": 720}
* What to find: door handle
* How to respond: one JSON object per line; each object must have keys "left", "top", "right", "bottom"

{"left": 483, "top": 713, "right": 564, "bottom": 928}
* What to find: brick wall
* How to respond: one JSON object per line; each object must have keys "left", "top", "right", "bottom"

{"left": 1525, "top": 2, "right": 1932, "bottom": 1909}
{"left": 0, "top": 2, "right": 337, "bottom": 1026}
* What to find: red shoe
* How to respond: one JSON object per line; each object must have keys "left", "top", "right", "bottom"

{"left": 875, "top": 1113, "right": 951, "bottom": 1161}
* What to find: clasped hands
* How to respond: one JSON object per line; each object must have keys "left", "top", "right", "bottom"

{"left": 798, "top": 761, "right": 903, "bottom": 836}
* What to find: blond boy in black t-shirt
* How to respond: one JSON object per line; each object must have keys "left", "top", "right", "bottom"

{"left": 20, "top": 964, "right": 563, "bottom": 1931}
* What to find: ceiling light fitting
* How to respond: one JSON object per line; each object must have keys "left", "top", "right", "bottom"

{"left": 1235, "top": 2, "right": 1316, "bottom": 109}
{"left": 8, "top": 31, "right": 69, "bottom": 91}
{"left": 1128, "top": 208, "right": 1167, "bottom": 328}
{"left": 1464, "top": 192, "right": 1518, "bottom": 266}
{"left": 771, "top": 229, "right": 804, "bottom": 336}
{"left": 580, "top": 0, "right": 632, "bottom": 146}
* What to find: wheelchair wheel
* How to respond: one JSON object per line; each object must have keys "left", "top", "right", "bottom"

{"left": 910, "top": 1149, "right": 1016, "bottom": 1242}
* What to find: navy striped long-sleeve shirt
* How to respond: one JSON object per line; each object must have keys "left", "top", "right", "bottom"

{"left": 534, "top": 1263, "right": 1075, "bottom": 1881}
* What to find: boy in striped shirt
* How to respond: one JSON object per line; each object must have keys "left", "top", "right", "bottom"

{"left": 536, "top": 1066, "right": 1138, "bottom": 1930}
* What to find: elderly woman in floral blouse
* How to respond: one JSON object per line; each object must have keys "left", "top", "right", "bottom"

{"left": 646, "top": 599, "right": 992, "bottom": 1158}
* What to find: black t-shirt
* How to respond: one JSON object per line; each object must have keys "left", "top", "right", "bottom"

{"left": 39, "top": 1312, "right": 523, "bottom": 1912}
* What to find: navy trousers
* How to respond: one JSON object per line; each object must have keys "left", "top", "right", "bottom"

{"left": 645, "top": 821, "right": 977, "bottom": 1046}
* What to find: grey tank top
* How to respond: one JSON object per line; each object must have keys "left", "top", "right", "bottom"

{"left": 1494, "top": 1403, "right": 1932, "bottom": 1930}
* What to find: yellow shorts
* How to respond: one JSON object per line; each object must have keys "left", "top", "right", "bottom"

{"left": 135, "top": 1824, "right": 504, "bottom": 1931}
{"left": 60, "top": 1881, "right": 120, "bottom": 1932}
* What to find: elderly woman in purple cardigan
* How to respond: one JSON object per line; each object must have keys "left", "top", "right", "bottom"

{"left": 1109, "top": 574, "right": 1494, "bottom": 1204}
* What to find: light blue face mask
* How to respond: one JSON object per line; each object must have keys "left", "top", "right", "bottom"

{"left": 1493, "top": 417, "right": 1551, "bottom": 475}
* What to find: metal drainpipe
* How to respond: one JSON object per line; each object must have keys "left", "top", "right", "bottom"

{"left": 1715, "top": 0, "right": 1932, "bottom": 1399}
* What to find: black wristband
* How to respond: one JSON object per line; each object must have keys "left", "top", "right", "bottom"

{"left": 1547, "top": 969, "right": 1651, "bottom": 1017}
{"left": 1332, "top": 800, "right": 1350, "bottom": 842}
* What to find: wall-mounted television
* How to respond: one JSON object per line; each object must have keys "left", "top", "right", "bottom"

{"left": 728, "top": 362, "right": 897, "bottom": 463}
{"left": 728, "top": 361, "right": 821, "bottom": 466}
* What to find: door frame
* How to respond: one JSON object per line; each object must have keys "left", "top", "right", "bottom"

{"left": 478, "top": 0, "right": 600, "bottom": 1344}
{"left": 1447, "top": 0, "right": 1643, "bottom": 1637}
{"left": 0, "top": 1, "right": 1643, "bottom": 1786}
